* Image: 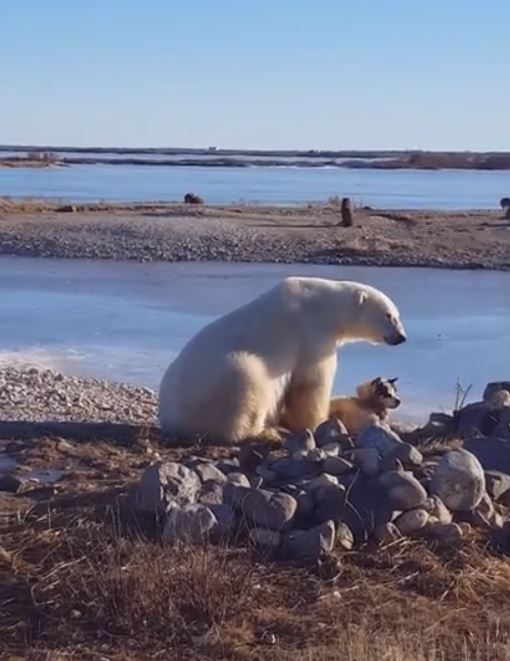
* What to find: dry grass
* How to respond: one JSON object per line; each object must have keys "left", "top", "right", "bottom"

{"left": 2, "top": 434, "right": 510, "bottom": 660}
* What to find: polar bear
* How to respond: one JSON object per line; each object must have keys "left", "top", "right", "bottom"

{"left": 158, "top": 277, "right": 406, "bottom": 442}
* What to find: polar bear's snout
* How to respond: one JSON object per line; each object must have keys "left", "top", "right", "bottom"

{"left": 385, "top": 330, "right": 406, "bottom": 345}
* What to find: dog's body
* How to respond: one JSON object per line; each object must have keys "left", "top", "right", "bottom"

{"left": 329, "top": 377, "right": 400, "bottom": 434}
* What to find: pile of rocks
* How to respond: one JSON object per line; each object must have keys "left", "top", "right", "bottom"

{"left": 136, "top": 415, "right": 508, "bottom": 561}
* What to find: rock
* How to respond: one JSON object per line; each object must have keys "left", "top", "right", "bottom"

{"left": 313, "top": 484, "right": 346, "bottom": 523}
{"left": 493, "top": 408, "right": 510, "bottom": 440}
{"left": 373, "top": 522, "right": 402, "bottom": 545}
{"left": 484, "top": 382, "right": 510, "bottom": 402}
{"left": 430, "top": 449, "right": 485, "bottom": 511}
{"left": 340, "top": 475, "right": 396, "bottom": 544}
{"left": 215, "top": 458, "right": 241, "bottom": 475}
{"left": 283, "top": 428, "right": 316, "bottom": 454}
{"left": 383, "top": 442, "right": 423, "bottom": 469}
{"left": 485, "top": 470, "right": 510, "bottom": 501}
{"left": 162, "top": 504, "right": 218, "bottom": 544}
{"left": 209, "top": 503, "right": 236, "bottom": 536}
{"left": 423, "top": 495, "right": 452, "bottom": 524}
{"left": 191, "top": 462, "right": 227, "bottom": 484}
{"left": 336, "top": 522, "right": 354, "bottom": 550}
{"left": 321, "top": 442, "right": 341, "bottom": 456}
{"left": 457, "top": 521, "right": 473, "bottom": 536}
{"left": 323, "top": 456, "right": 355, "bottom": 475}
{"left": 352, "top": 447, "right": 380, "bottom": 475}
{"left": 304, "top": 473, "right": 340, "bottom": 492}
{"left": 56, "top": 204, "right": 77, "bottom": 213}
{"left": 395, "top": 508, "right": 429, "bottom": 534}
{"left": 249, "top": 528, "right": 281, "bottom": 550}
{"left": 183, "top": 192, "right": 204, "bottom": 204}
{"left": 0, "top": 474, "right": 24, "bottom": 493}
{"left": 465, "top": 437, "right": 510, "bottom": 474}
{"left": 297, "top": 448, "right": 326, "bottom": 463}
{"left": 455, "top": 402, "right": 493, "bottom": 437}
{"left": 426, "top": 521, "right": 463, "bottom": 543}
{"left": 239, "top": 443, "right": 269, "bottom": 472}
{"left": 486, "top": 389, "right": 510, "bottom": 409}
{"left": 469, "top": 491, "right": 503, "bottom": 530}
{"left": 379, "top": 470, "right": 427, "bottom": 510}
{"left": 417, "top": 459, "right": 440, "bottom": 484}
{"left": 357, "top": 424, "right": 402, "bottom": 456}
{"left": 198, "top": 479, "right": 225, "bottom": 506}
{"left": 255, "top": 464, "right": 278, "bottom": 484}
{"left": 315, "top": 418, "right": 350, "bottom": 448}
{"left": 283, "top": 521, "right": 335, "bottom": 561}
{"left": 226, "top": 472, "right": 251, "bottom": 487}
{"left": 224, "top": 485, "right": 297, "bottom": 530}
{"left": 136, "top": 462, "right": 201, "bottom": 513}
{"left": 271, "top": 456, "right": 321, "bottom": 480}
{"left": 429, "top": 411, "right": 455, "bottom": 431}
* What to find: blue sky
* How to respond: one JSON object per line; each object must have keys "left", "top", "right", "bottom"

{"left": 1, "top": 0, "right": 509, "bottom": 150}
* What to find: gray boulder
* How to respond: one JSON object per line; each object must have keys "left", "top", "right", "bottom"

{"left": 227, "top": 472, "right": 251, "bottom": 487}
{"left": 209, "top": 503, "right": 236, "bottom": 536}
{"left": 395, "top": 508, "right": 429, "bottom": 534}
{"left": 357, "top": 424, "right": 402, "bottom": 456}
{"left": 373, "top": 522, "right": 403, "bottom": 545}
{"left": 465, "top": 436, "right": 510, "bottom": 474}
{"left": 283, "top": 428, "right": 316, "bottom": 454}
{"left": 455, "top": 402, "right": 492, "bottom": 437}
{"left": 191, "top": 461, "right": 227, "bottom": 484}
{"left": 271, "top": 456, "right": 321, "bottom": 480}
{"left": 430, "top": 449, "right": 485, "bottom": 511}
{"left": 215, "top": 458, "right": 241, "bottom": 475}
{"left": 323, "top": 456, "right": 355, "bottom": 476}
{"left": 425, "top": 521, "right": 464, "bottom": 542}
{"left": 313, "top": 484, "right": 346, "bottom": 523}
{"left": 351, "top": 447, "right": 380, "bottom": 475}
{"left": 315, "top": 418, "right": 350, "bottom": 448}
{"left": 283, "top": 520, "right": 336, "bottom": 561}
{"left": 484, "top": 382, "right": 510, "bottom": 402}
{"left": 485, "top": 470, "right": 510, "bottom": 501}
{"left": 383, "top": 442, "right": 423, "bottom": 469}
{"left": 224, "top": 484, "right": 297, "bottom": 530}
{"left": 379, "top": 470, "right": 427, "bottom": 510}
{"left": 136, "top": 462, "right": 201, "bottom": 513}
{"left": 162, "top": 504, "right": 218, "bottom": 544}
{"left": 341, "top": 475, "right": 397, "bottom": 544}
{"left": 198, "top": 479, "right": 225, "bottom": 506}
{"left": 336, "top": 522, "right": 355, "bottom": 550}
{"left": 249, "top": 527, "right": 281, "bottom": 550}
{"left": 423, "top": 495, "right": 452, "bottom": 524}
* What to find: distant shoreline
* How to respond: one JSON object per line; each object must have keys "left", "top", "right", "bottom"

{"left": 1, "top": 147, "right": 510, "bottom": 170}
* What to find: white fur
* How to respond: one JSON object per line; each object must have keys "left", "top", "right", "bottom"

{"left": 158, "top": 277, "right": 406, "bottom": 442}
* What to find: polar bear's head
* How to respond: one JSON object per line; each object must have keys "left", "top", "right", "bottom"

{"left": 338, "top": 281, "right": 407, "bottom": 346}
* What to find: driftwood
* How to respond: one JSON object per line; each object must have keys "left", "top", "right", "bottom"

{"left": 340, "top": 197, "right": 354, "bottom": 227}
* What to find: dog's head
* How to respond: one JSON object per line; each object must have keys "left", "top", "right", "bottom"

{"left": 356, "top": 377, "right": 401, "bottom": 409}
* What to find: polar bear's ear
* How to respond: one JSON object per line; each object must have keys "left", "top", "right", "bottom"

{"left": 356, "top": 290, "right": 367, "bottom": 306}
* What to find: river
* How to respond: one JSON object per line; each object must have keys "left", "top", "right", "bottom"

{"left": 0, "top": 164, "right": 508, "bottom": 209}
{"left": 1, "top": 257, "right": 509, "bottom": 424}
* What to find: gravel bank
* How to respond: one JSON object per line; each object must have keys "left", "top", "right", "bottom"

{"left": 0, "top": 202, "right": 509, "bottom": 269}
{"left": 0, "top": 366, "right": 157, "bottom": 424}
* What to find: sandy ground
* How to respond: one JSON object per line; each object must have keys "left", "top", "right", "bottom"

{"left": 1, "top": 200, "right": 510, "bottom": 269}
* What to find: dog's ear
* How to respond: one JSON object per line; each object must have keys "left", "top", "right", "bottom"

{"left": 388, "top": 377, "right": 399, "bottom": 385}
{"left": 371, "top": 377, "right": 382, "bottom": 386}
